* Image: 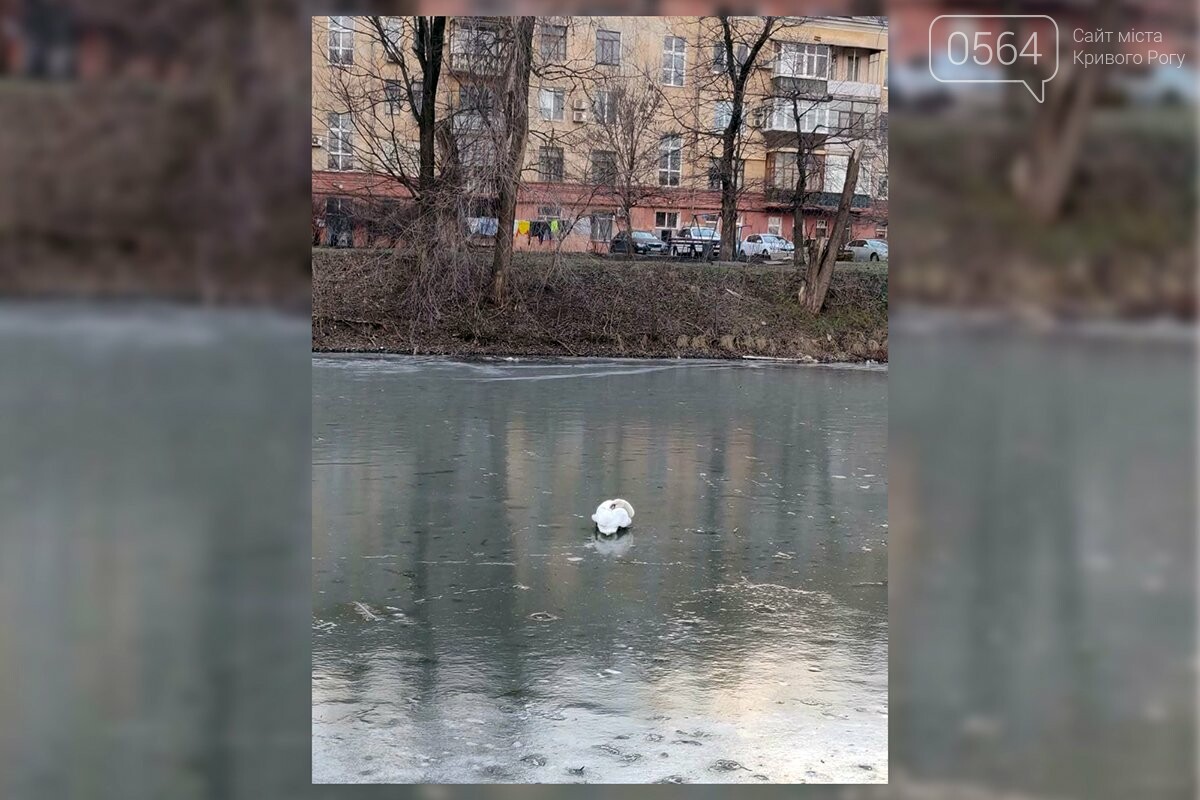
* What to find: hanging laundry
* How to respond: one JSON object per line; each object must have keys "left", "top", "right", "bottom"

{"left": 549, "top": 219, "right": 560, "bottom": 236}
{"left": 468, "top": 217, "right": 499, "bottom": 237}
{"left": 517, "top": 220, "right": 530, "bottom": 235}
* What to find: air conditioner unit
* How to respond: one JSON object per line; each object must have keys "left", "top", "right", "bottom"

{"left": 572, "top": 109, "right": 587, "bottom": 123}
{"left": 572, "top": 98, "right": 587, "bottom": 110}
{"left": 312, "top": 135, "right": 324, "bottom": 148}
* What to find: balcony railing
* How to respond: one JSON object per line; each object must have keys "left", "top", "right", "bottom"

{"left": 828, "top": 80, "right": 882, "bottom": 100}
{"left": 762, "top": 187, "right": 873, "bottom": 207}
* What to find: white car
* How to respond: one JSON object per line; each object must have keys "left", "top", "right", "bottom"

{"left": 667, "top": 227, "right": 721, "bottom": 258}
{"left": 844, "top": 238, "right": 888, "bottom": 262}
{"left": 740, "top": 233, "right": 795, "bottom": 262}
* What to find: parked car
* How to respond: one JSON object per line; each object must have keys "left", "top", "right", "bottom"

{"left": 609, "top": 230, "right": 667, "bottom": 256}
{"left": 666, "top": 227, "right": 721, "bottom": 259}
{"left": 739, "top": 233, "right": 795, "bottom": 262}
{"left": 843, "top": 238, "right": 889, "bottom": 262}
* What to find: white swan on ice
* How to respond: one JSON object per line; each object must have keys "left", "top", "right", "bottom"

{"left": 591, "top": 499, "right": 635, "bottom": 534}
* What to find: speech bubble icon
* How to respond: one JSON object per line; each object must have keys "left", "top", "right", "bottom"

{"left": 928, "top": 15, "right": 1059, "bottom": 103}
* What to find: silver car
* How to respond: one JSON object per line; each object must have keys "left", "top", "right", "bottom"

{"left": 844, "top": 238, "right": 888, "bottom": 262}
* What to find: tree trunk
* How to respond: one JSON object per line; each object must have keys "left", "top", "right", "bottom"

{"left": 792, "top": 204, "right": 806, "bottom": 268}
{"left": 490, "top": 16, "right": 536, "bottom": 306}
{"left": 801, "top": 143, "right": 861, "bottom": 313}
{"left": 492, "top": 186, "right": 516, "bottom": 301}
{"left": 1010, "top": 0, "right": 1114, "bottom": 223}
{"left": 1010, "top": 63, "right": 1101, "bottom": 222}
{"left": 791, "top": 152, "right": 808, "bottom": 269}
{"left": 718, "top": 121, "right": 738, "bottom": 261}
{"left": 623, "top": 204, "right": 635, "bottom": 261}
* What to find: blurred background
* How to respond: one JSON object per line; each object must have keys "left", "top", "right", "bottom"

{"left": 0, "top": 0, "right": 1194, "bottom": 798}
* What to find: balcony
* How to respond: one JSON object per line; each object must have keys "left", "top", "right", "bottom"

{"left": 828, "top": 80, "right": 881, "bottom": 100}
{"left": 452, "top": 111, "right": 488, "bottom": 133}
{"left": 770, "top": 72, "right": 828, "bottom": 97}
{"left": 760, "top": 100, "right": 833, "bottom": 134}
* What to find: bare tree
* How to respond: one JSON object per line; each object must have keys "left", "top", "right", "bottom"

{"left": 769, "top": 88, "right": 884, "bottom": 270}
{"left": 1009, "top": 0, "right": 1119, "bottom": 221}
{"left": 316, "top": 16, "right": 468, "bottom": 248}
{"left": 489, "top": 16, "right": 536, "bottom": 306}
{"left": 800, "top": 141, "right": 863, "bottom": 313}
{"left": 706, "top": 15, "right": 780, "bottom": 260}
{"left": 584, "top": 62, "right": 666, "bottom": 259}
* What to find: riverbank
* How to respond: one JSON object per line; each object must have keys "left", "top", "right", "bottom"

{"left": 312, "top": 249, "right": 888, "bottom": 362}
{"left": 891, "top": 110, "right": 1195, "bottom": 319}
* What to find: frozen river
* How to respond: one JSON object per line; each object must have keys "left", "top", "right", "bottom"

{"left": 312, "top": 356, "right": 888, "bottom": 784}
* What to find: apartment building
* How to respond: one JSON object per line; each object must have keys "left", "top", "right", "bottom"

{"left": 312, "top": 15, "right": 889, "bottom": 251}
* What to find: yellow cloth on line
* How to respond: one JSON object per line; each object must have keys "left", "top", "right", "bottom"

{"left": 517, "top": 220, "right": 530, "bottom": 235}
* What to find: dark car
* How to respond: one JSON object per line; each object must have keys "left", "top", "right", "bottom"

{"left": 610, "top": 230, "right": 666, "bottom": 256}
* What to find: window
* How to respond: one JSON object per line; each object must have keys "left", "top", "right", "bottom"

{"left": 706, "top": 158, "right": 743, "bottom": 190}
{"left": 538, "top": 146, "right": 564, "bottom": 182}
{"left": 835, "top": 107, "right": 867, "bottom": 135}
{"left": 328, "top": 16, "right": 354, "bottom": 65}
{"left": 767, "top": 216, "right": 782, "bottom": 235}
{"left": 778, "top": 42, "right": 829, "bottom": 78}
{"left": 459, "top": 85, "right": 494, "bottom": 115}
{"left": 411, "top": 80, "right": 424, "bottom": 114}
{"left": 384, "top": 79, "right": 403, "bottom": 115}
{"left": 875, "top": 226, "right": 887, "bottom": 240}
{"left": 654, "top": 211, "right": 679, "bottom": 230}
{"left": 381, "top": 140, "right": 417, "bottom": 174}
{"left": 713, "top": 100, "right": 732, "bottom": 131}
{"left": 658, "top": 134, "right": 682, "bottom": 186}
{"left": 769, "top": 151, "right": 794, "bottom": 189}
{"left": 706, "top": 158, "right": 745, "bottom": 190}
{"left": 452, "top": 20, "right": 502, "bottom": 73}
{"left": 877, "top": 176, "right": 888, "bottom": 199}
{"left": 591, "top": 150, "right": 617, "bottom": 184}
{"left": 662, "top": 35, "right": 686, "bottom": 85}
{"left": 539, "top": 88, "right": 565, "bottom": 121}
{"left": 596, "top": 29, "right": 620, "bottom": 65}
{"left": 773, "top": 101, "right": 833, "bottom": 133}
{"left": 382, "top": 17, "right": 403, "bottom": 59}
{"left": 593, "top": 89, "right": 617, "bottom": 123}
{"left": 537, "top": 204, "right": 562, "bottom": 221}
{"left": 327, "top": 112, "right": 353, "bottom": 170}
{"left": 707, "top": 159, "right": 722, "bottom": 190}
{"left": 324, "top": 197, "right": 353, "bottom": 246}
{"left": 815, "top": 218, "right": 828, "bottom": 238}
{"left": 461, "top": 139, "right": 496, "bottom": 172}
{"left": 845, "top": 50, "right": 861, "bottom": 81}
{"left": 712, "top": 42, "right": 750, "bottom": 72}
{"left": 540, "top": 24, "right": 566, "bottom": 61}
{"left": 591, "top": 213, "right": 614, "bottom": 241}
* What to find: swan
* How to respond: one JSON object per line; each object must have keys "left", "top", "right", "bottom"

{"left": 591, "top": 499, "right": 635, "bottom": 534}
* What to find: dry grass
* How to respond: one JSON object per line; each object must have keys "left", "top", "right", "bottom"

{"left": 312, "top": 249, "right": 888, "bottom": 361}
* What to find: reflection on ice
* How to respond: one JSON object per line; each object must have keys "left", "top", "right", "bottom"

{"left": 313, "top": 356, "right": 888, "bottom": 783}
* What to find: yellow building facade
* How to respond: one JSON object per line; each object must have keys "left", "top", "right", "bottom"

{"left": 312, "top": 15, "right": 888, "bottom": 251}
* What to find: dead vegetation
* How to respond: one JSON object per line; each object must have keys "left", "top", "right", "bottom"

{"left": 312, "top": 249, "right": 888, "bottom": 361}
